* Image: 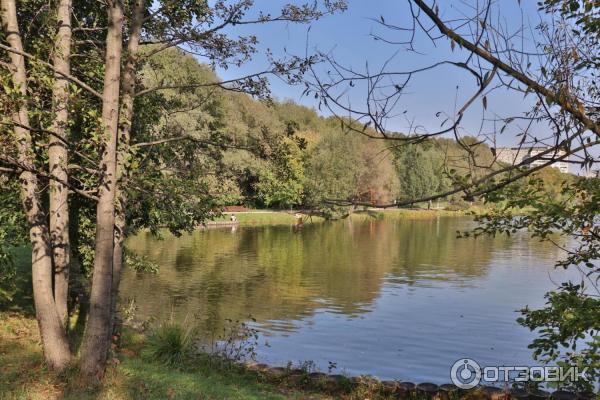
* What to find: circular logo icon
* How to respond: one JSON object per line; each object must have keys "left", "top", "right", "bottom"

{"left": 451, "top": 358, "right": 481, "bottom": 389}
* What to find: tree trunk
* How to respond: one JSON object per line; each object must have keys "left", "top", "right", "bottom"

{"left": 110, "top": 0, "right": 145, "bottom": 337}
{"left": 79, "top": 0, "right": 124, "bottom": 379}
{"left": 49, "top": 0, "right": 72, "bottom": 327}
{"left": 0, "top": 0, "right": 72, "bottom": 370}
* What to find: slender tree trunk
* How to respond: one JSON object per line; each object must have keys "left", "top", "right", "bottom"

{"left": 1, "top": 0, "right": 72, "bottom": 370}
{"left": 49, "top": 0, "right": 72, "bottom": 327}
{"left": 110, "top": 0, "right": 145, "bottom": 335}
{"left": 79, "top": 0, "right": 124, "bottom": 379}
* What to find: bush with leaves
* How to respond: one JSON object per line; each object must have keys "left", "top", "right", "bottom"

{"left": 467, "top": 175, "right": 599, "bottom": 390}
{"left": 0, "top": 180, "right": 27, "bottom": 303}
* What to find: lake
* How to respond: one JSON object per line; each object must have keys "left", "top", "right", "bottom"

{"left": 121, "top": 216, "right": 578, "bottom": 383}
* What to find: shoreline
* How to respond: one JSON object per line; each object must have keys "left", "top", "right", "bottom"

{"left": 1, "top": 312, "right": 593, "bottom": 400}
{"left": 208, "top": 207, "right": 477, "bottom": 227}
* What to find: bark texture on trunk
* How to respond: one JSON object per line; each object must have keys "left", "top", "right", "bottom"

{"left": 49, "top": 0, "right": 72, "bottom": 327}
{"left": 1, "top": 0, "right": 72, "bottom": 371}
{"left": 79, "top": 0, "right": 124, "bottom": 379}
{"left": 110, "top": 0, "right": 145, "bottom": 335}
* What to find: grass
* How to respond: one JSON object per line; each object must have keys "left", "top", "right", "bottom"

{"left": 0, "top": 312, "right": 330, "bottom": 400}
{"left": 350, "top": 208, "right": 472, "bottom": 221}
{"left": 213, "top": 206, "right": 478, "bottom": 227}
{"left": 212, "top": 211, "right": 308, "bottom": 226}
{"left": 144, "top": 320, "right": 196, "bottom": 366}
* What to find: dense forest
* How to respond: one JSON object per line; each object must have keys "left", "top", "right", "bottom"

{"left": 134, "top": 48, "right": 573, "bottom": 215}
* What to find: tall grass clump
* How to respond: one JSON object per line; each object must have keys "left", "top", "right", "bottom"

{"left": 145, "top": 320, "right": 197, "bottom": 366}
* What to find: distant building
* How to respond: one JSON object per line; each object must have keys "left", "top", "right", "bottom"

{"left": 582, "top": 168, "right": 600, "bottom": 179}
{"left": 492, "top": 146, "right": 569, "bottom": 174}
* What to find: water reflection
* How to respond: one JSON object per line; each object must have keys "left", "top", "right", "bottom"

{"left": 122, "top": 216, "right": 576, "bottom": 381}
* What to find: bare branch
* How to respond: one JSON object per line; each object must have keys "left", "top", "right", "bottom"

{"left": 411, "top": 0, "right": 600, "bottom": 137}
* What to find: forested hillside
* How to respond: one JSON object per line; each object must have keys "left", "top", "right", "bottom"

{"left": 141, "top": 48, "right": 555, "bottom": 213}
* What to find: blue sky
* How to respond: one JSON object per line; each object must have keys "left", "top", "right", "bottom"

{"left": 213, "top": 1, "right": 560, "bottom": 150}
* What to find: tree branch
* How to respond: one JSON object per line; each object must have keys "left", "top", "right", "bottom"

{"left": 0, "top": 42, "right": 102, "bottom": 99}
{"left": 0, "top": 155, "right": 98, "bottom": 201}
{"left": 411, "top": 0, "right": 600, "bottom": 136}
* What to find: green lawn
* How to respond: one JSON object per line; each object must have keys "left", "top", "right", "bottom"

{"left": 0, "top": 313, "right": 327, "bottom": 400}
{"left": 213, "top": 211, "right": 317, "bottom": 226}
{"left": 212, "top": 207, "right": 475, "bottom": 227}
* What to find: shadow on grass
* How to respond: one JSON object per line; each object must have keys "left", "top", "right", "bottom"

{"left": 0, "top": 313, "right": 64, "bottom": 400}
{"left": 51, "top": 357, "right": 320, "bottom": 400}
{"left": 0, "top": 338, "right": 45, "bottom": 397}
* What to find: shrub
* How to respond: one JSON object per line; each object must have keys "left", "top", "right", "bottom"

{"left": 145, "top": 321, "right": 196, "bottom": 366}
{"left": 212, "top": 319, "right": 259, "bottom": 363}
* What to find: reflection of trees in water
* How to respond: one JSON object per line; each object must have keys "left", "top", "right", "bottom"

{"left": 390, "top": 217, "right": 497, "bottom": 284}
{"left": 121, "top": 218, "right": 566, "bottom": 337}
{"left": 388, "top": 217, "right": 566, "bottom": 286}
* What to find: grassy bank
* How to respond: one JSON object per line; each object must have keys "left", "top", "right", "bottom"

{"left": 213, "top": 211, "right": 324, "bottom": 226}
{"left": 349, "top": 208, "right": 475, "bottom": 221}
{"left": 2, "top": 312, "right": 418, "bottom": 400}
{"left": 0, "top": 312, "right": 330, "bottom": 400}
{"left": 212, "top": 207, "right": 477, "bottom": 227}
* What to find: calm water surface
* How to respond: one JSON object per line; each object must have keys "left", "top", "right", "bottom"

{"left": 121, "top": 216, "right": 579, "bottom": 382}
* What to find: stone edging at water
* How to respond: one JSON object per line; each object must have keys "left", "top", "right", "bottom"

{"left": 240, "top": 362, "right": 596, "bottom": 400}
